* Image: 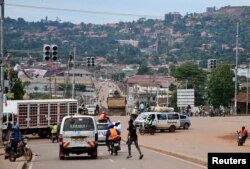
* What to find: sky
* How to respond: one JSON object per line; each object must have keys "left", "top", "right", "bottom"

{"left": 4, "top": 0, "right": 250, "bottom": 24}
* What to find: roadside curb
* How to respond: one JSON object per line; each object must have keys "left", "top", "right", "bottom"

{"left": 122, "top": 139, "right": 207, "bottom": 167}
{"left": 140, "top": 144, "right": 207, "bottom": 167}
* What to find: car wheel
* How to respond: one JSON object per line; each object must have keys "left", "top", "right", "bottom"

{"left": 169, "top": 125, "right": 176, "bottom": 132}
{"left": 91, "top": 149, "right": 98, "bottom": 159}
{"left": 184, "top": 123, "right": 189, "bottom": 129}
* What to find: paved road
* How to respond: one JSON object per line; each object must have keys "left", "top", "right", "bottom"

{"left": 26, "top": 139, "right": 205, "bottom": 169}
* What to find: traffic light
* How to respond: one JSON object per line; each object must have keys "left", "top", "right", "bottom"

{"left": 87, "top": 57, "right": 91, "bottom": 66}
{"left": 43, "top": 44, "right": 51, "bottom": 61}
{"left": 51, "top": 44, "right": 58, "bottom": 61}
{"left": 208, "top": 59, "right": 217, "bottom": 69}
{"left": 210, "top": 59, "right": 217, "bottom": 69}
{"left": 91, "top": 57, "right": 95, "bottom": 66}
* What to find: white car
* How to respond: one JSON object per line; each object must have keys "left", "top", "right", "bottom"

{"left": 85, "top": 104, "right": 96, "bottom": 115}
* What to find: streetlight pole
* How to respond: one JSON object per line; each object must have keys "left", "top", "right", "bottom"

{"left": 234, "top": 22, "right": 239, "bottom": 115}
{"left": 0, "top": 0, "right": 4, "bottom": 144}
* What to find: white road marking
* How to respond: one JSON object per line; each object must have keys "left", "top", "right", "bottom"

{"left": 146, "top": 149, "right": 207, "bottom": 169}
{"left": 109, "top": 159, "right": 114, "bottom": 163}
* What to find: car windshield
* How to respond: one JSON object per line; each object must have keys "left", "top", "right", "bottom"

{"left": 97, "top": 123, "right": 109, "bottom": 130}
{"left": 137, "top": 113, "right": 148, "bottom": 120}
{"left": 63, "top": 117, "right": 94, "bottom": 131}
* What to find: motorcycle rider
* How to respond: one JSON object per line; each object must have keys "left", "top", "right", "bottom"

{"left": 238, "top": 126, "right": 248, "bottom": 141}
{"left": 98, "top": 111, "right": 108, "bottom": 122}
{"left": 146, "top": 114, "right": 156, "bottom": 130}
{"left": 10, "top": 124, "right": 22, "bottom": 154}
{"left": 51, "top": 123, "right": 58, "bottom": 142}
{"left": 106, "top": 123, "right": 121, "bottom": 154}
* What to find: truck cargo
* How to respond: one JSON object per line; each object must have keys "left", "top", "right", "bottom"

{"left": 107, "top": 97, "right": 126, "bottom": 109}
{"left": 107, "top": 90, "right": 126, "bottom": 116}
{"left": 2, "top": 99, "right": 78, "bottom": 138}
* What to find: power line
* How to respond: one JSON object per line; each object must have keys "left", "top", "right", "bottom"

{"left": 6, "top": 3, "right": 163, "bottom": 19}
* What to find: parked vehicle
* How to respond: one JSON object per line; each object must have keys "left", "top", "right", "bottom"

{"left": 2, "top": 99, "right": 78, "bottom": 139}
{"left": 6, "top": 136, "right": 33, "bottom": 162}
{"left": 97, "top": 123, "right": 109, "bottom": 144}
{"left": 58, "top": 115, "right": 98, "bottom": 159}
{"left": 179, "top": 114, "right": 191, "bottom": 129}
{"left": 134, "top": 112, "right": 181, "bottom": 132}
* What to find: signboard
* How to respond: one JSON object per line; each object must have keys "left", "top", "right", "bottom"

{"left": 177, "top": 89, "right": 194, "bottom": 107}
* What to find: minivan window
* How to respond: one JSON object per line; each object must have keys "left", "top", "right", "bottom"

{"left": 168, "top": 114, "right": 179, "bottom": 120}
{"left": 180, "top": 115, "right": 186, "bottom": 119}
{"left": 157, "top": 114, "right": 167, "bottom": 120}
{"left": 63, "top": 117, "right": 94, "bottom": 131}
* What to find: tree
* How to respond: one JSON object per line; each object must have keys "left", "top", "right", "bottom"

{"left": 207, "top": 64, "right": 234, "bottom": 108}
{"left": 173, "top": 63, "right": 207, "bottom": 106}
{"left": 11, "top": 79, "right": 25, "bottom": 100}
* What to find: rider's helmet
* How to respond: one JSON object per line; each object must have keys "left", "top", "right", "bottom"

{"left": 242, "top": 126, "right": 245, "bottom": 130}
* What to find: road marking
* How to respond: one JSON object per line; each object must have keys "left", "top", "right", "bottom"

{"left": 109, "top": 159, "right": 114, "bottom": 163}
{"left": 28, "top": 154, "right": 36, "bottom": 169}
{"left": 146, "top": 149, "right": 206, "bottom": 169}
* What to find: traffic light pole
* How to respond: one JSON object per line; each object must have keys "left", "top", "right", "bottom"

{"left": 0, "top": 0, "right": 4, "bottom": 144}
{"left": 71, "top": 47, "right": 76, "bottom": 99}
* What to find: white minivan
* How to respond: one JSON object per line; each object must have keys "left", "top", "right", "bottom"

{"left": 58, "top": 115, "right": 98, "bottom": 159}
{"left": 134, "top": 112, "right": 181, "bottom": 132}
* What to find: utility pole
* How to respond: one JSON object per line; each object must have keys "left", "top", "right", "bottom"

{"left": 234, "top": 22, "right": 239, "bottom": 115}
{"left": 71, "top": 47, "right": 76, "bottom": 99}
{"left": 246, "top": 62, "right": 250, "bottom": 114}
{"left": 0, "top": 0, "right": 4, "bottom": 144}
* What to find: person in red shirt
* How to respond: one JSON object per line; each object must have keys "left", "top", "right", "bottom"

{"left": 239, "top": 126, "right": 248, "bottom": 141}
{"left": 98, "top": 111, "right": 107, "bottom": 122}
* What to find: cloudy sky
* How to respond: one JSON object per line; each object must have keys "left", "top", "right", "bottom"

{"left": 5, "top": 0, "right": 250, "bottom": 24}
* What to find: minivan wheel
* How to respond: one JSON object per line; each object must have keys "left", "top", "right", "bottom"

{"left": 169, "top": 125, "right": 176, "bottom": 132}
{"left": 91, "top": 149, "right": 98, "bottom": 159}
{"left": 184, "top": 123, "right": 189, "bottom": 129}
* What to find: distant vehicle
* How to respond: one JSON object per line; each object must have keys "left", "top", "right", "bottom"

{"left": 134, "top": 112, "right": 181, "bottom": 132}
{"left": 85, "top": 104, "right": 96, "bottom": 115}
{"left": 107, "top": 90, "right": 127, "bottom": 116}
{"left": 2, "top": 99, "right": 78, "bottom": 139}
{"left": 58, "top": 115, "right": 98, "bottom": 159}
{"left": 96, "top": 123, "right": 109, "bottom": 144}
{"left": 179, "top": 114, "right": 191, "bottom": 129}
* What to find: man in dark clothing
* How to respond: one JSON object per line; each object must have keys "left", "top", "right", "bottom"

{"left": 126, "top": 119, "right": 143, "bottom": 160}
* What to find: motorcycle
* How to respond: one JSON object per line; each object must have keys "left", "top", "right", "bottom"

{"left": 237, "top": 131, "right": 246, "bottom": 146}
{"left": 110, "top": 140, "right": 121, "bottom": 156}
{"left": 6, "top": 136, "right": 33, "bottom": 162}
{"left": 51, "top": 133, "right": 58, "bottom": 143}
{"left": 139, "top": 123, "right": 156, "bottom": 135}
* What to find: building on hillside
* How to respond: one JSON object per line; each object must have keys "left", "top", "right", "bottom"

{"left": 125, "top": 75, "right": 175, "bottom": 109}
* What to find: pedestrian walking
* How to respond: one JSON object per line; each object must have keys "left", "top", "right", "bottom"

{"left": 126, "top": 119, "right": 143, "bottom": 160}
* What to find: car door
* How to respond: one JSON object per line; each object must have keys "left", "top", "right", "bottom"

{"left": 156, "top": 113, "right": 167, "bottom": 129}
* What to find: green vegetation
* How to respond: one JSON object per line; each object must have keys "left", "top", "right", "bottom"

{"left": 4, "top": 6, "right": 250, "bottom": 66}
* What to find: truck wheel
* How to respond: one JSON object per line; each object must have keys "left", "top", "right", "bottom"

{"left": 38, "top": 133, "right": 48, "bottom": 138}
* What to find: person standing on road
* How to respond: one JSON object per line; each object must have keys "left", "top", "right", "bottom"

{"left": 126, "top": 119, "right": 143, "bottom": 160}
